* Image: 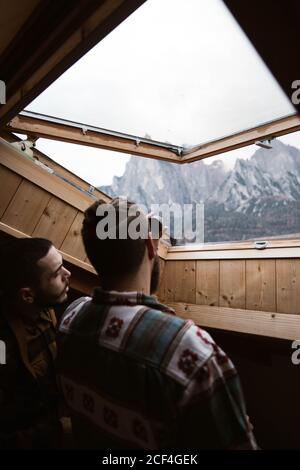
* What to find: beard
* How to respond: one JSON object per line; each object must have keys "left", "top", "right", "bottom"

{"left": 150, "top": 255, "right": 160, "bottom": 295}
{"left": 34, "top": 284, "right": 69, "bottom": 308}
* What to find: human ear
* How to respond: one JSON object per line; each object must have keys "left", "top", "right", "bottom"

{"left": 145, "top": 236, "right": 156, "bottom": 260}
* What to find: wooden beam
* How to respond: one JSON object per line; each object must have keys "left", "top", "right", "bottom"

{"left": 183, "top": 114, "right": 300, "bottom": 162}
{"left": 0, "top": 221, "right": 96, "bottom": 274}
{"left": 0, "top": 138, "right": 108, "bottom": 212}
{"left": 169, "top": 239, "right": 300, "bottom": 252}
{"left": 1, "top": 129, "right": 111, "bottom": 201}
{"left": 0, "top": 0, "right": 146, "bottom": 127}
{"left": 166, "top": 247, "right": 300, "bottom": 261}
{"left": 167, "top": 302, "right": 300, "bottom": 340}
{"left": 8, "top": 112, "right": 300, "bottom": 164}
{"left": 6, "top": 114, "right": 181, "bottom": 163}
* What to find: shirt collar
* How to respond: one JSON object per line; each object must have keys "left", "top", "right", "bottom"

{"left": 92, "top": 288, "right": 175, "bottom": 315}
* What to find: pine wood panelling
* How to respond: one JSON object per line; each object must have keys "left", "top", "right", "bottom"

{"left": 246, "top": 260, "right": 276, "bottom": 312}
{"left": 167, "top": 302, "right": 300, "bottom": 341}
{"left": 0, "top": 221, "right": 95, "bottom": 274}
{"left": 1, "top": 180, "right": 51, "bottom": 234}
{"left": 60, "top": 211, "right": 86, "bottom": 261}
{"left": 167, "top": 247, "right": 300, "bottom": 260}
{"left": 0, "top": 140, "right": 99, "bottom": 211}
{"left": 32, "top": 196, "right": 77, "bottom": 247}
{"left": 160, "top": 261, "right": 175, "bottom": 302}
{"left": 157, "top": 258, "right": 166, "bottom": 301}
{"left": 276, "top": 259, "right": 300, "bottom": 314}
{"left": 0, "top": 165, "right": 22, "bottom": 217}
{"left": 161, "top": 261, "right": 196, "bottom": 304}
{"left": 219, "top": 260, "right": 246, "bottom": 309}
{"left": 158, "top": 258, "right": 165, "bottom": 296}
{"left": 196, "top": 260, "right": 219, "bottom": 306}
{"left": 168, "top": 239, "right": 300, "bottom": 252}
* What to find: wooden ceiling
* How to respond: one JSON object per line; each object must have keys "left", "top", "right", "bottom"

{"left": 0, "top": 0, "right": 146, "bottom": 127}
{"left": 0, "top": 0, "right": 40, "bottom": 56}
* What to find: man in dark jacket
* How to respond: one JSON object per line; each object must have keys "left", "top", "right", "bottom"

{"left": 0, "top": 237, "right": 71, "bottom": 449}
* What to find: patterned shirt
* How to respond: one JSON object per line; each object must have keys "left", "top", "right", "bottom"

{"left": 57, "top": 289, "right": 257, "bottom": 449}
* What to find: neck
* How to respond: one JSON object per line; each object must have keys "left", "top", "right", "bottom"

{"left": 103, "top": 258, "right": 152, "bottom": 295}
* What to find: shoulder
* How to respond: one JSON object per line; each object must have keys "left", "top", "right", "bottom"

{"left": 107, "top": 306, "right": 215, "bottom": 385}
{"left": 160, "top": 320, "right": 217, "bottom": 386}
{"left": 59, "top": 296, "right": 92, "bottom": 333}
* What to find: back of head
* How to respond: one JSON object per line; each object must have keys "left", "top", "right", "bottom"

{"left": 82, "top": 197, "right": 159, "bottom": 283}
{"left": 0, "top": 237, "right": 52, "bottom": 301}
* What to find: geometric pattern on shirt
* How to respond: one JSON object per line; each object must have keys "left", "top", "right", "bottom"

{"left": 98, "top": 305, "right": 147, "bottom": 352}
{"left": 60, "top": 374, "right": 160, "bottom": 449}
{"left": 98, "top": 304, "right": 214, "bottom": 387}
{"left": 162, "top": 323, "right": 214, "bottom": 386}
{"left": 59, "top": 297, "right": 91, "bottom": 334}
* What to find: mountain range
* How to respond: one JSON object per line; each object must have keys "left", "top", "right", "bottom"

{"left": 100, "top": 139, "right": 300, "bottom": 243}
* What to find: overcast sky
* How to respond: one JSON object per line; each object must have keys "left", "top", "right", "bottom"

{"left": 26, "top": 0, "right": 296, "bottom": 187}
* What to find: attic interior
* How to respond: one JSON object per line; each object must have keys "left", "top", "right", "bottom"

{"left": 0, "top": 0, "right": 300, "bottom": 449}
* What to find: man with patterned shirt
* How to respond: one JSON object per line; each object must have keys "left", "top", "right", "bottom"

{"left": 0, "top": 237, "right": 71, "bottom": 448}
{"left": 57, "top": 198, "right": 257, "bottom": 449}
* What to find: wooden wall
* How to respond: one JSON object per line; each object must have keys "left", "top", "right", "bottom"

{"left": 159, "top": 259, "right": 300, "bottom": 314}
{"left": 0, "top": 152, "right": 101, "bottom": 295}
{"left": 0, "top": 164, "right": 90, "bottom": 262}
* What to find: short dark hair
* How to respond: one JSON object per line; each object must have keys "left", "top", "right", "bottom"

{"left": 0, "top": 237, "right": 53, "bottom": 298}
{"left": 82, "top": 198, "right": 158, "bottom": 282}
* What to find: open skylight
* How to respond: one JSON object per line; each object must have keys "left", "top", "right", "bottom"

{"left": 26, "top": 0, "right": 294, "bottom": 148}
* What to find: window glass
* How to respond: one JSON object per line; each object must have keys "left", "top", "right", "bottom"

{"left": 26, "top": 0, "right": 294, "bottom": 148}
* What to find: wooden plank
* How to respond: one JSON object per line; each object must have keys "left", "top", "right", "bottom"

{"left": 157, "top": 258, "right": 166, "bottom": 301}
{"left": 60, "top": 212, "right": 86, "bottom": 261}
{"left": 276, "top": 259, "right": 300, "bottom": 314}
{"left": 196, "top": 260, "right": 220, "bottom": 306}
{"left": 160, "top": 261, "right": 175, "bottom": 303}
{"left": 7, "top": 114, "right": 181, "bottom": 163}
{"left": 1, "top": 180, "right": 51, "bottom": 234}
{"left": 162, "top": 260, "right": 196, "bottom": 304}
{"left": 166, "top": 302, "right": 300, "bottom": 341}
{"left": 160, "top": 261, "right": 196, "bottom": 303}
{"left": 246, "top": 260, "right": 276, "bottom": 312}
{"left": 1, "top": 130, "right": 111, "bottom": 202}
{"left": 219, "top": 260, "right": 246, "bottom": 309}
{"left": 0, "top": 139, "right": 101, "bottom": 212}
{"left": 169, "top": 239, "right": 300, "bottom": 252}
{"left": 183, "top": 114, "right": 300, "bottom": 163}
{"left": 0, "top": 165, "right": 22, "bottom": 217}
{"left": 175, "top": 261, "right": 196, "bottom": 303}
{"left": 166, "top": 247, "right": 300, "bottom": 260}
{"left": 32, "top": 196, "right": 77, "bottom": 247}
{"left": 0, "top": 221, "right": 96, "bottom": 274}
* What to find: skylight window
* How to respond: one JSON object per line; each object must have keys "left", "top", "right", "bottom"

{"left": 27, "top": 0, "right": 294, "bottom": 148}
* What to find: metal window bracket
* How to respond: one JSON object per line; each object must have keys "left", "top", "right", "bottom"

{"left": 254, "top": 240, "right": 268, "bottom": 250}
